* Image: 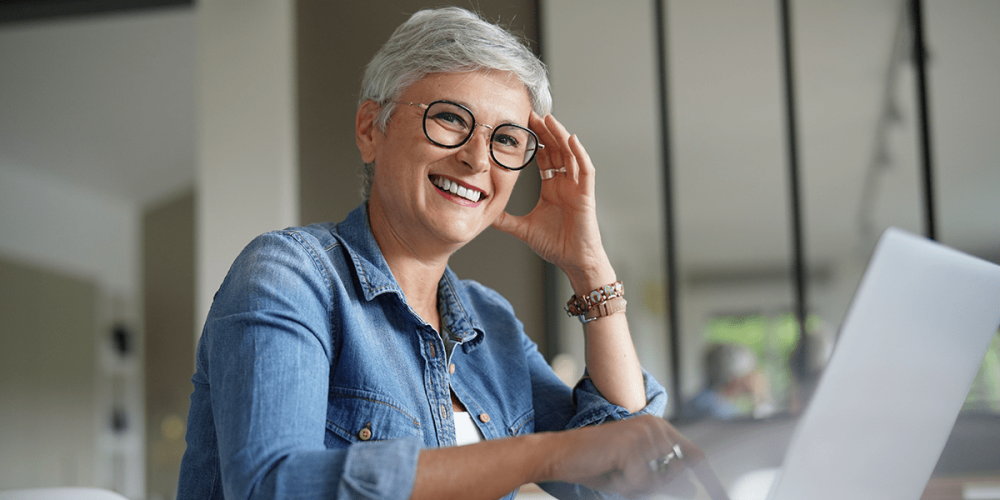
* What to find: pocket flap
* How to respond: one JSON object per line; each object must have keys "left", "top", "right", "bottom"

{"left": 326, "top": 387, "right": 422, "bottom": 445}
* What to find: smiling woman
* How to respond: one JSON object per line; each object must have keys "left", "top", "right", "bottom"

{"left": 176, "top": 7, "right": 705, "bottom": 500}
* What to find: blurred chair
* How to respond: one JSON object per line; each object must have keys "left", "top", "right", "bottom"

{"left": 0, "top": 488, "right": 128, "bottom": 500}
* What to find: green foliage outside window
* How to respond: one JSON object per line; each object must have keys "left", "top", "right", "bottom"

{"left": 963, "top": 331, "right": 1000, "bottom": 412}
{"left": 706, "top": 316, "right": 1000, "bottom": 415}
{"left": 703, "top": 313, "right": 817, "bottom": 414}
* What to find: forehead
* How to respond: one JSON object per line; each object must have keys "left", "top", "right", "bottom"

{"left": 402, "top": 71, "right": 532, "bottom": 125}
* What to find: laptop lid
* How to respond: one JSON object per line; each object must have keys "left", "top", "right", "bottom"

{"left": 767, "top": 227, "right": 1000, "bottom": 500}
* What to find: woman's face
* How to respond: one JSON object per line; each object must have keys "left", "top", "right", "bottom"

{"left": 362, "top": 70, "right": 532, "bottom": 253}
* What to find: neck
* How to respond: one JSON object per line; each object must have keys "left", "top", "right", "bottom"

{"left": 367, "top": 200, "right": 452, "bottom": 330}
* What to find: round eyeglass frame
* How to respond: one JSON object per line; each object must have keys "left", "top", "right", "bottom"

{"left": 394, "top": 100, "right": 544, "bottom": 171}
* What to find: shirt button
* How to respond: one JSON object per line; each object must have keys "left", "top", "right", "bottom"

{"left": 479, "top": 413, "right": 490, "bottom": 423}
{"left": 449, "top": 363, "right": 456, "bottom": 374}
{"left": 440, "top": 404, "right": 448, "bottom": 419}
{"left": 358, "top": 427, "right": 372, "bottom": 441}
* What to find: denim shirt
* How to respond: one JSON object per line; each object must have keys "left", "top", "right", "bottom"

{"left": 178, "top": 204, "right": 667, "bottom": 500}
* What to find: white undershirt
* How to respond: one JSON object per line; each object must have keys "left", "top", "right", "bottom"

{"left": 442, "top": 326, "right": 484, "bottom": 446}
{"left": 454, "top": 410, "right": 484, "bottom": 446}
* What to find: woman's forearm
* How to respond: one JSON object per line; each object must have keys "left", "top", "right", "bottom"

{"left": 410, "top": 433, "right": 550, "bottom": 500}
{"left": 565, "top": 258, "right": 647, "bottom": 413}
{"left": 581, "top": 308, "right": 646, "bottom": 412}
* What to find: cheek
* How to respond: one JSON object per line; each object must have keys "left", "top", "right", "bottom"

{"left": 374, "top": 144, "right": 426, "bottom": 185}
{"left": 491, "top": 172, "right": 520, "bottom": 208}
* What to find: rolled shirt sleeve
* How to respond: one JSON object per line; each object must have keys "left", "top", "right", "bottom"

{"left": 567, "top": 369, "right": 668, "bottom": 429}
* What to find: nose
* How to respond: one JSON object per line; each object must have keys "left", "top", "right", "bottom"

{"left": 455, "top": 124, "right": 493, "bottom": 173}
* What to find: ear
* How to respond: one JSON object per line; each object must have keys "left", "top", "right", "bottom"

{"left": 356, "top": 100, "right": 383, "bottom": 163}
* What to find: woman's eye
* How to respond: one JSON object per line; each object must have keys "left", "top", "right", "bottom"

{"left": 434, "top": 112, "right": 468, "bottom": 129}
{"left": 494, "top": 134, "right": 520, "bottom": 149}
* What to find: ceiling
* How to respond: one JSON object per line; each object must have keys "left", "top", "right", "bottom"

{"left": 0, "top": 5, "right": 197, "bottom": 208}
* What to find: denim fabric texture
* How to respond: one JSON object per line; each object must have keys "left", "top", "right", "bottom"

{"left": 177, "top": 203, "right": 667, "bottom": 500}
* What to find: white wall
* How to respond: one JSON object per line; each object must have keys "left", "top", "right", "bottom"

{"left": 0, "top": 165, "right": 145, "bottom": 497}
{"left": 0, "top": 165, "right": 138, "bottom": 295}
{"left": 195, "top": 0, "right": 299, "bottom": 333}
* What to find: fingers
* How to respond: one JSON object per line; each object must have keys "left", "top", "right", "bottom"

{"left": 629, "top": 417, "right": 706, "bottom": 498}
{"left": 543, "top": 114, "right": 578, "bottom": 182}
{"left": 529, "top": 112, "right": 557, "bottom": 172}
{"left": 663, "top": 423, "right": 706, "bottom": 464}
{"left": 567, "top": 134, "right": 598, "bottom": 198}
{"left": 531, "top": 112, "right": 594, "bottom": 186}
{"left": 547, "top": 415, "right": 710, "bottom": 499}
{"left": 596, "top": 416, "right": 702, "bottom": 498}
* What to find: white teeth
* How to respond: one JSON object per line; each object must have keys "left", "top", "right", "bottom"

{"left": 432, "top": 176, "right": 482, "bottom": 203}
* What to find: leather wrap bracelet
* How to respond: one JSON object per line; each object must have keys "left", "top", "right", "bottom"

{"left": 578, "top": 296, "right": 627, "bottom": 323}
{"left": 565, "top": 281, "right": 626, "bottom": 323}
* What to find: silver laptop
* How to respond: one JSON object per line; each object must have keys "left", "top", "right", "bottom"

{"left": 758, "top": 227, "right": 1000, "bottom": 500}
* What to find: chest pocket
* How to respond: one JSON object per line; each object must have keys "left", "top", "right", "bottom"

{"left": 325, "top": 386, "right": 422, "bottom": 447}
{"left": 508, "top": 408, "right": 534, "bottom": 437}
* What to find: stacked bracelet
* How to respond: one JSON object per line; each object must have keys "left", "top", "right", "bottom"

{"left": 565, "top": 281, "right": 626, "bottom": 323}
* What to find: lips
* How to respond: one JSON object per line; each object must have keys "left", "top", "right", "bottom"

{"left": 430, "top": 175, "right": 483, "bottom": 203}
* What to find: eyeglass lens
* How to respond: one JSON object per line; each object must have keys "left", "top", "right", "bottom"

{"left": 422, "top": 101, "right": 538, "bottom": 170}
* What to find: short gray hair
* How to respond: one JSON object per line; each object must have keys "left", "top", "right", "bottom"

{"left": 359, "top": 7, "right": 552, "bottom": 199}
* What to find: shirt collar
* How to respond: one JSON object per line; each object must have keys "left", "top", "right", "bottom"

{"left": 333, "top": 203, "right": 484, "bottom": 346}
{"left": 333, "top": 203, "right": 403, "bottom": 301}
{"left": 438, "top": 268, "right": 483, "bottom": 347}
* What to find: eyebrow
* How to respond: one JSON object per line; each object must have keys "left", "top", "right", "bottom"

{"left": 440, "top": 98, "right": 528, "bottom": 128}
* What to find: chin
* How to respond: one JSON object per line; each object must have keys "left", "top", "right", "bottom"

{"left": 434, "top": 219, "right": 488, "bottom": 248}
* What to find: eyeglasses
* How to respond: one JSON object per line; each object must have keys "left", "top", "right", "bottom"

{"left": 393, "top": 100, "right": 543, "bottom": 171}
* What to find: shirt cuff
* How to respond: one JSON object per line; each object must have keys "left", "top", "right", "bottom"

{"left": 338, "top": 436, "right": 422, "bottom": 499}
{"left": 567, "top": 370, "right": 668, "bottom": 429}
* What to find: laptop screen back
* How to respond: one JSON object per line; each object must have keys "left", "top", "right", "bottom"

{"left": 768, "top": 228, "right": 1000, "bottom": 500}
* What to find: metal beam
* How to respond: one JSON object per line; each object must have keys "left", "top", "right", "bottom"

{"left": 779, "top": 0, "right": 810, "bottom": 378}
{"left": 654, "top": 0, "right": 683, "bottom": 417}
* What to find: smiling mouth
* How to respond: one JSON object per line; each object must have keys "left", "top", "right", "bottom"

{"left": 430, "top": 175, "right": 483, "bottom": 203}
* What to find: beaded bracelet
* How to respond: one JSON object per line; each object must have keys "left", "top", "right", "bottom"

{"left": 565, "top": 281, "right": 625, "bottom": 322}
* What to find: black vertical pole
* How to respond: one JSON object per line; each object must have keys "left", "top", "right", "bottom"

{"left": 779, "top": 0, "right": 809, "bottom": 378}
{"left": 654, "top": 0, "right": 683, "bottom": 417}
{"left": 910, "top": 0, "right": 937, "bottom": 241}
{"left": 533, "top": 0, "right": 563, "bottom": 361}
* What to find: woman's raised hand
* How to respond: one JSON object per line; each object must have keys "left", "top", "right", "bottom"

{"left": 491, "top": 113, "right": 611, "bottom": 287}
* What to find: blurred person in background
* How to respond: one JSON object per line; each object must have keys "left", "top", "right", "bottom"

{"left": 683, "top": 343, "right": 774, "bottom": 421}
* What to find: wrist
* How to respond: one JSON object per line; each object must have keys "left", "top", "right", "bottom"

{"left": 565, "top": 279, "right": 626, "bottom": 323}
{"left": 520, "top": 431, "right": 564, "bottom": 484}
{"left": 564, "top": 258, "right": 616, "bottom": 297}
